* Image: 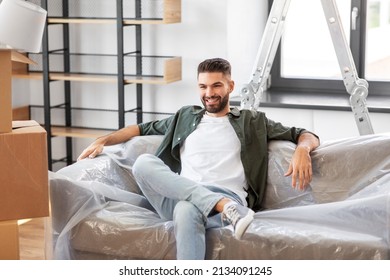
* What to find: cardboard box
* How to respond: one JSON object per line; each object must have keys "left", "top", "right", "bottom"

{"left": 0, "top": 50, "right": 12, "bottom": 133}
{"left": 0, "top": 120, "right": 49, "bottom": 221}
{"left": 0, "top": 50, "right": 36, "bottom": 133}
{"left": 0, "top": 220, "right": 19, "bottom": 260}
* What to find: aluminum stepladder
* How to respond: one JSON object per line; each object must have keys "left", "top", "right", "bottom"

{"left": 240, "top": 0, "right": 374, "bottom": 135}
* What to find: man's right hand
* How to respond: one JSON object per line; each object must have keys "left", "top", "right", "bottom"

{"left": 76, "top": 124, "right": 141, "bottom": 161}
{"left": 77, "top": 139, "right": 105, "bottom": 161}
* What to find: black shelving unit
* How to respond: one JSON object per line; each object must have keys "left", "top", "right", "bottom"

{"left": 32, "top": 0, "right": 182, "bottom": 170}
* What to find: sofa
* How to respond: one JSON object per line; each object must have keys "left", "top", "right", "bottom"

{"left": 49, "top": 133, "right": 390, "bottom": 259}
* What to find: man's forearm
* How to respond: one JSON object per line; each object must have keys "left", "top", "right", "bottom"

{"left": 100, "top": 124, "right": 141, "bottom": 146}
{"left": 297, "top": 132, "right": 320, "bottom": 152}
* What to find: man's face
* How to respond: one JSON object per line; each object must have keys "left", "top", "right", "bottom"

{"left": 198, "top": 72, "right": 234, "bottom": 117}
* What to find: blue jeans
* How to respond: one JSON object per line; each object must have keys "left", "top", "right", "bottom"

{"left": 132, "top": 153, "right": 243, "bottom": 260}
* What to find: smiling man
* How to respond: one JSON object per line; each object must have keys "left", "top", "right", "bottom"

{"left": 77, "top": 58, "right": 319, "bottom": 260}
{"left": 199, "top": 71, "right": 232, "bottom": 116}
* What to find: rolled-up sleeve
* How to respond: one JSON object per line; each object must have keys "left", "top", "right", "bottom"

{"left": 138, "top": 115, "right": 175, "bottom": 136}
{"left": 265, "top": 117, "right": 318, "bottom": 143}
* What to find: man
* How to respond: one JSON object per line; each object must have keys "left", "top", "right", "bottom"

{"left": 78, "top": 58, "right": 320, "bottom": 259}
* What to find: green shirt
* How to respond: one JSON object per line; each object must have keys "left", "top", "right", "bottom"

{"left": 138, "top": 105, "right": 310, "bottom": 211}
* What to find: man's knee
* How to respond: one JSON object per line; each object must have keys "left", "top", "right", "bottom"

{"left": 132, "top": 153, "right": 157, "bottom": 178}
{"left": 173, "top": 201, "right": 205, "bottom": 225}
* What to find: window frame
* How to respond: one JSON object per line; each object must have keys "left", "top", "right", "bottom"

{"left": 269, "top": 0, "right": 390, "bottom": 96}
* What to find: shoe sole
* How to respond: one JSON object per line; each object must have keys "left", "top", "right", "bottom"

{"left": 234, "top": 209, "right": 254, "bottom": 239}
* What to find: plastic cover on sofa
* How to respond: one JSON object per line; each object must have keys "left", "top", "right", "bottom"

{"left": 49, "top": 133, "right": 390, "bottom": 259}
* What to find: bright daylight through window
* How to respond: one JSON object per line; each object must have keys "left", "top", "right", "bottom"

{"left": 365, "top": 0, "right": 390, "bottom": 81}
{"left": 275, "top": 0, "right": 390, "bottom": 94}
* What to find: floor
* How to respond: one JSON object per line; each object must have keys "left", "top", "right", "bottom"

{"left": 18, "top": 218, "right": 48, "bottom": 260}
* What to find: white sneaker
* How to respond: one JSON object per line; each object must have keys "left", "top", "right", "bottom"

{"left": 222, "top": 203, "right": 254, "bottom": 239}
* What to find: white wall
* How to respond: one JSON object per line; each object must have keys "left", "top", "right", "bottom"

{"left": 141, "top": 0, "right": 266, "bottom": 116}
{"left": 259, "top": 107, "right": 389, "bottom": 143}
{"left": 22, "top": 0, "right": 266, "bottom": 124}
{"left": 12, "top": 0, "right": 268, "bottom": 167}
{"left": 12, "top": 80, "right": 30, "bottom": 107}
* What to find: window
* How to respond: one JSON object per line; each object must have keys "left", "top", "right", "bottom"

{"left": 365, "top": 0, "right": 390, "bottom": 81}
{"left": 270, "top": 0, "right": 390, "bottom": 96}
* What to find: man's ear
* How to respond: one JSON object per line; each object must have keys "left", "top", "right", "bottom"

{"left": 229, "top": 80, "right": 235, "bottom": 93}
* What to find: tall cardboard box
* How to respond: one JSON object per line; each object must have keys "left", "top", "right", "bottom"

{"left": 0, "top": 220, "right": 19, "bottom": 260}
{"left": 0, "top": 120, "right": 49, "bottom": 221}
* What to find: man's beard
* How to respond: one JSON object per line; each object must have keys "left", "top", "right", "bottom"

{"left": 202, "top": 95, "right": 229, "bottom": 114}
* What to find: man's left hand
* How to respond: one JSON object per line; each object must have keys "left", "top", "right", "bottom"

{"left": 284, "top": 145, "right": 313, "bottom": 190}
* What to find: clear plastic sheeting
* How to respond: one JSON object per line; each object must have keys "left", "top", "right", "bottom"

{"left": 49, "top": 133, "right": 390, "bottom": 259}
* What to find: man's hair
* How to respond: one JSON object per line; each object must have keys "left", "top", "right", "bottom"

{"left": 197, "top": 58, "right": 231, "bottom": 77}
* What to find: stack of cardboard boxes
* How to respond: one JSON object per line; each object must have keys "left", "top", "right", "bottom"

{"left": 0, "top": 50, "right": 49, "bottom": 259}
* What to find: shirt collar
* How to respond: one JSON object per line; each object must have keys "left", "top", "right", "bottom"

{"left": 228, "top": 107, "right": 241, "bottom": 117}
{"left": 191, "top": 107, "right": 206, "bottom": 116}
{"left": 191, "top": 106, "right": 241, "bottom": 117}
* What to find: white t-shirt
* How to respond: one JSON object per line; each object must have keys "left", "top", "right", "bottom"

{"left": 180, "top": 114, "right": 248, "bottom": 205}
